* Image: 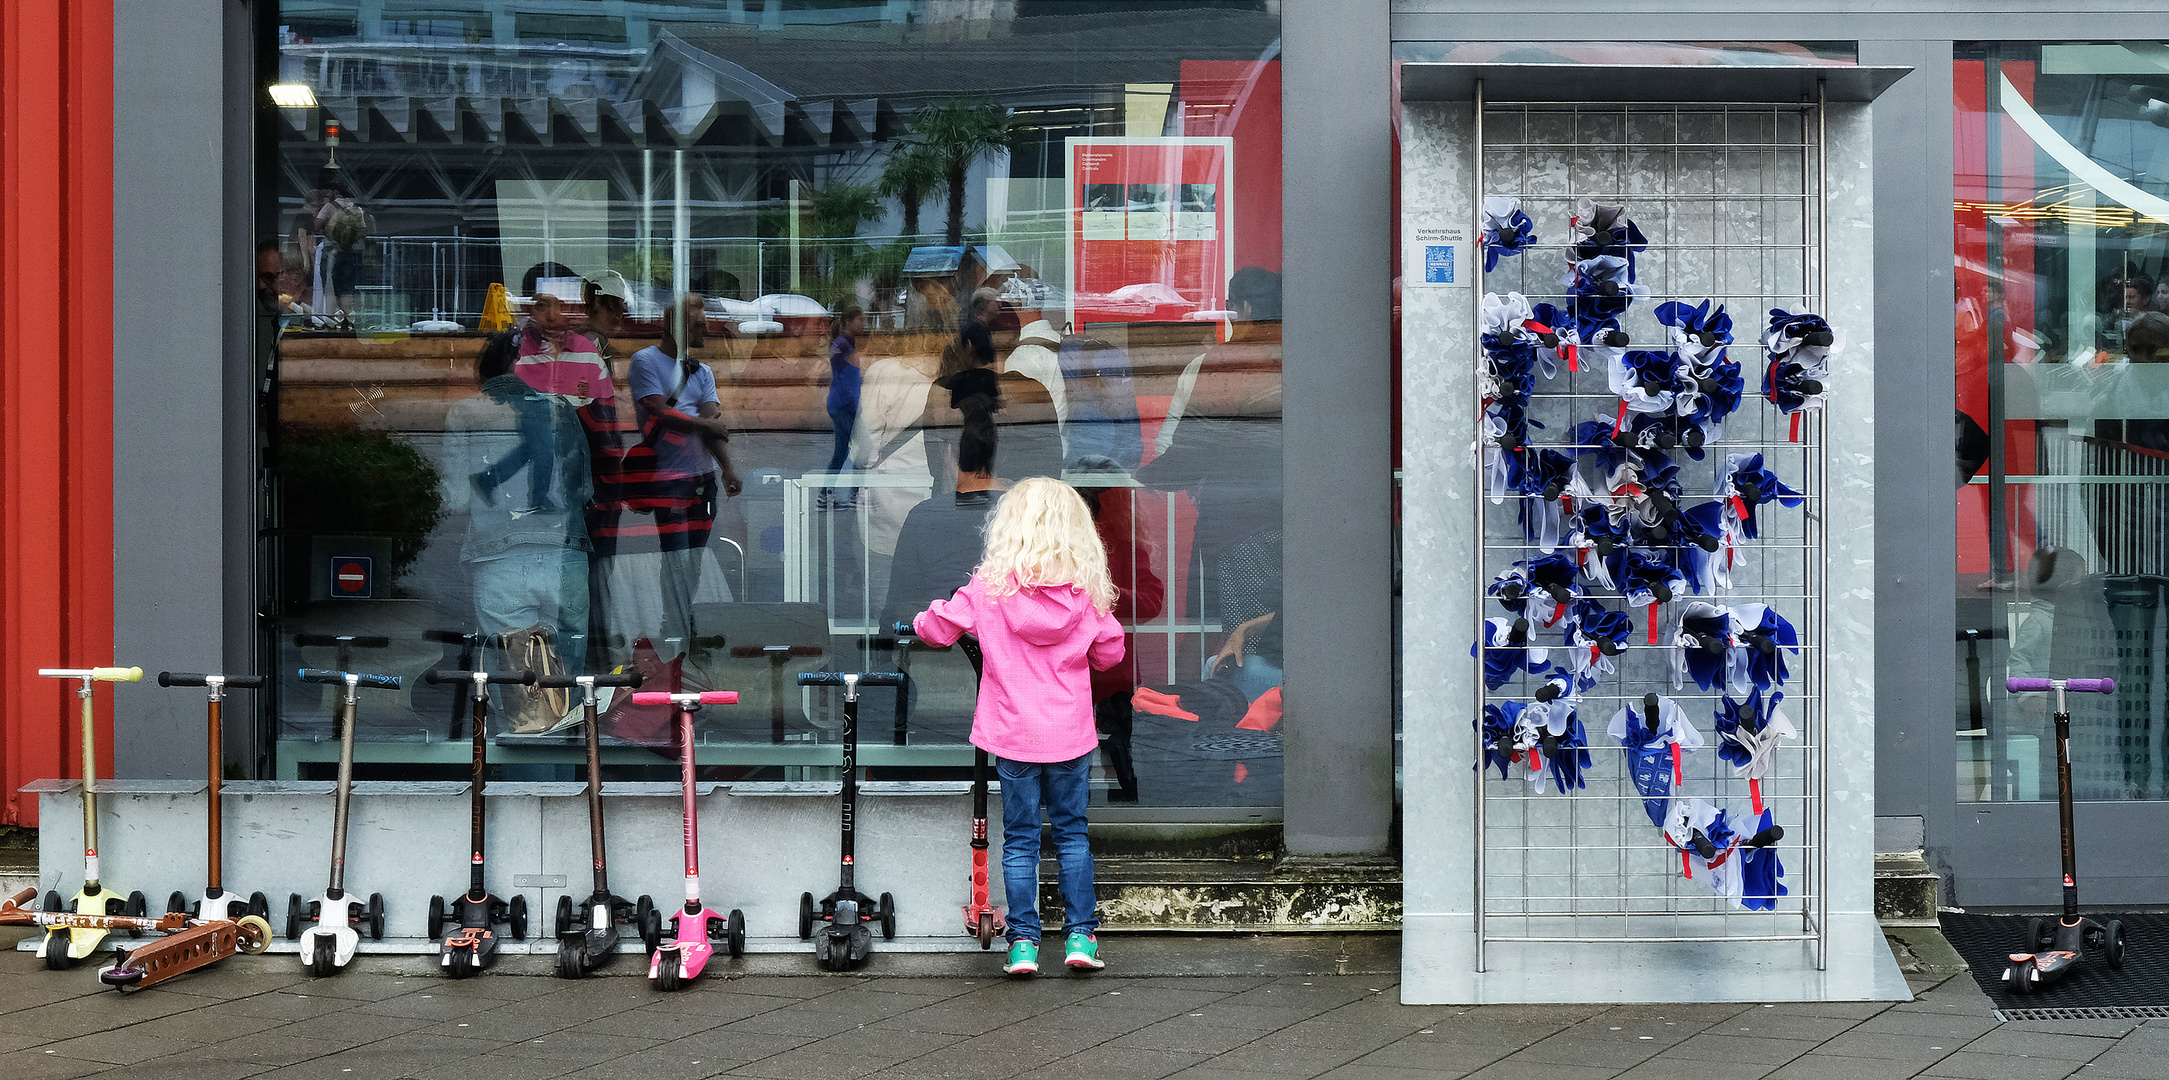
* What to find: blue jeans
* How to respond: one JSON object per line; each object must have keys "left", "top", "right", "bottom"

{"left": 825, "top": 403, "right": 856, "bottom": 473}
{"left": 997, "top": 752, "right": 1098, "bottom": 942}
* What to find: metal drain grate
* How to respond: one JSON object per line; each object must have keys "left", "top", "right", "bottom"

{"left": 1941, "top": 912, "right": 2167, "bottom": 1012}
{"left": 1997, "top": 1005, "right": 2169, "bottom": 1021}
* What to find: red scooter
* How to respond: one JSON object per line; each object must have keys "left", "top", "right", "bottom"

{"left": 892, "top": 621, "right": 1004, "bottom": 948}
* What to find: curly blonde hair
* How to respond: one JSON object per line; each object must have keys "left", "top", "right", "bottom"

{"left": 976, "top": 477, "right": 1117, "bottom": 613}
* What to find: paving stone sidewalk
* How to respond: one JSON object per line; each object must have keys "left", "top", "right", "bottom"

{"left": 2, "top": 937, "right": 2164, "bottom": 1080}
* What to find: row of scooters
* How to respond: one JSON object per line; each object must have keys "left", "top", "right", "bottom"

{"left": 6, "top": 628, "right": 1008, "bottom": 993}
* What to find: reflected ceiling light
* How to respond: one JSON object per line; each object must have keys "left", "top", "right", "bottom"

{"left": 268, "top": 83, "right": 318, "bottom": 108}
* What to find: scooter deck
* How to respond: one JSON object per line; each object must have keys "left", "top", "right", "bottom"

{"left": 100, "top": 916, "right": 272, "bottom": 992}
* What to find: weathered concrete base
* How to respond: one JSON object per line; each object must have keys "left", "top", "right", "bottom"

{"left": 1874, "top": 851, "right": 1942, "bottom": 925}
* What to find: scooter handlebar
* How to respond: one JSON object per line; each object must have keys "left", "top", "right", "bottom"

{"left": 628, "top": 690, "right": 740, "bottom": 706}
{"left": 2005, "top": 677, "right": 2115, "bottom": 694}
{"left": 535, "top": 672, "right": 644, "bottom": 689}
{"left": 156, "top": 673, "right": 267, "bottom": 689}
{"left": 40, "top": 667, "right": 146, "bottom": 682}
{"left": 297, "top": 668, "right": 401, "bottom": 690}
{"left": 797, "top": 672, "right": 906, "bottom": 687}
{"left": 421, "top": 667, "right": 537, "bottom": 686}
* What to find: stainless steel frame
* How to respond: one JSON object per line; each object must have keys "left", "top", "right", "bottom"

{"left": 1471, "top": 91, "right": 1831, "bottom": 969}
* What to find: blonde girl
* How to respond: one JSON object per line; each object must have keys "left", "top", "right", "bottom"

{"left": 910, "top": 478, "right": 1124, "bottom": 976}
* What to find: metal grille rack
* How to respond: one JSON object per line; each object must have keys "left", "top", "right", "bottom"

{"left": 1470, "top": 90, "right": 1831, "bottom": 969}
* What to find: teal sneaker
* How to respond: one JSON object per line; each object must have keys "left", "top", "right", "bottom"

{"left": 1003, "top": 939, "right": 1039, "bottom": 976}
{"left": 1064, "top": 932, "right": 1105, "bottom": 971}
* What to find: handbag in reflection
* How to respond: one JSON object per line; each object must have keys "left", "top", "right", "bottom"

{"left": 499, "top": 624, "right": 573, "bottom": 734}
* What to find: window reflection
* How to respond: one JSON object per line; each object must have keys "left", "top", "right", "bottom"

{"left": 1955, "top": 42, "right": 2169, "bottom": 803}
{"left": 263, "top": 1, "right": 1284, "bottom": 808}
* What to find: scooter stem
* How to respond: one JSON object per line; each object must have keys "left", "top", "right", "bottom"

{"left": 839, "top": 673, "right": 860, "bottom": 894}
{"left": 580, "top": 678, "right": 609, "bottom": 897}
{"left": 80, "top": 681, "right": 100, "bottom": 892}
{"left": 2054, "top": 705, "right": 2078, "bottom": 917}
{"left": 330, "top": 674, "right": 359, "bottom": 897}
{"left": 206, "top": 679, "right": 225, "bottom": 895}
{"left": 680, "top": 701, "right": 701, "bottom": 912}
{"left": 468, "top": 673, "right": 491, "bottom": 901}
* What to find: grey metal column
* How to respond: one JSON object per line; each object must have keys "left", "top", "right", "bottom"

{"left": 1860, "top": 40, "right": 1958, "bottom": 883}
{"left": 110, "top": 0, "right": 240, "bottom": 779}
{"left": 1282, "top": 0, "right": 1394, "bottom": 857}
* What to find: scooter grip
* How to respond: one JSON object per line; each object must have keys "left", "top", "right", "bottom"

{"left": 697, "top": 691, "right": 739, "bottom": 704}
{"left": 629, "top": 691, "right": 673, "bottom": 705}
{"left": 92, "top": 667, "right": 143, "bottom": 682}
{"left": 298, "top": 668, "right": 401, "bottom": 689}
{"left": 796, "top": 672, "right": 906, "bottom": 687}
{"left": 892, "top": 620, "right": 915, "bottom": 637}
{"left": 627, "top": 690, "right": 736, "bottom": 705}
{"left": 224, "top": 675, "right": 269, "bottom": 689}
{"left": 159, "top": 672, "right": 209, "bottom": 687}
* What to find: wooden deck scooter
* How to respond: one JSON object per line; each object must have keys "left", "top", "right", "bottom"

{"left": 33, "top": 666, "right": 147, "bottom": 969}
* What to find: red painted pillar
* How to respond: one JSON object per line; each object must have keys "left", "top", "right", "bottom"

{"left": 1, "top": 0, "right": 115, "bottom": 827}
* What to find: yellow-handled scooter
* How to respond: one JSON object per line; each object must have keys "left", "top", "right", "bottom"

{"left": 34, "top": 666, "right": 147, "bottom": 969}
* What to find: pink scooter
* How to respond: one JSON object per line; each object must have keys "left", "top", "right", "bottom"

{"left": 627, "top": 689, "right": 746, "bottom": 990}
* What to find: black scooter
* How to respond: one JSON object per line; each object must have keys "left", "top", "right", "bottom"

{"left": 422, "top": 665, "right": 536, "bottom": 977}
{"left": 2000, "top": 676, "right": 2129, "bottom": 993}
{"left": 540, "top": 671, "right": 657, "bottom": 977}
{"left": 796, "top": 671, "right": 902, "bottom": 970}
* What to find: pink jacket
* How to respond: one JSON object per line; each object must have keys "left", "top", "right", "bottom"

{"left": 913, "top": 574, "right": 1126, "bottom": 763}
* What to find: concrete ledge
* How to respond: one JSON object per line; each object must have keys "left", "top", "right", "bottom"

{"left": 1875, "top": 851, "right": 1941, "bottom": 925}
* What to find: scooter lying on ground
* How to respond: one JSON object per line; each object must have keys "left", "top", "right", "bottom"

{"left": 155, "top": 672, "right": 271, "bottom": 924}
{"left": 2001, "top": 676, "right": 2129, "bottom": 994}
{"left": 892, "top": 622, "right": 1004, "bottom": 948}
{"left": 541, "top": 671, "right": 655, "bottom": 978}
{"left": 289, "top": 667, "right": 399, "bottom": 976}
{"left": 626, "top": 688, "right": 746, "bottom": 990}
{"left": 423, "top": 665, "right": 536, "bottom": 977}
{"left": 796, "top": 671, "right": 902, "bottom": 970}
{"left": 1, "top": 889, "right": 271, "bottom": 992}
{"left": 34, "top": 666, "right": 148, "bottom": 970}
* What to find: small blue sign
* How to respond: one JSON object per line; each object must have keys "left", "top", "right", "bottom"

{"left": 1424, "top": 244, "right": 1457, "bottom": 284}
{"left": 329, "top": 555, "right": 374, "bottom": 599}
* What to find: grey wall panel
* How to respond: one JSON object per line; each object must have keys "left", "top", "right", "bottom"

{"left": 1860, "top": 41, "right": 1958, "bottom": 876}
{"left": 111, "top": 0, "right": 239, "bottom": 779}
{"left": 1282, "top": 0, "right": 1396, "bottom": 857}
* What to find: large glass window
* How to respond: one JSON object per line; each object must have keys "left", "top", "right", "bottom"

{"left": 259, "top": 1, "right": 1284, "bottom": 810}
{"left": 1955, "top": 42, "right": 2169, "bottom": 802}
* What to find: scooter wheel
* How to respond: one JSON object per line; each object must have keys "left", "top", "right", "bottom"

{"left": 42, "top": 932, "right": 71, "bottom": 971}
{"left": 446, "top": 952, "right": 477, "bottom": 979}
{"left": 236, "top": 915, "right": 274, "bottom": 955}
{"left": 640, "top": 909, "right": 663, "bottom": 955}
{"left": 880, "top": 893, "right": 897, "bottom": 941}
{"left": 307, "top": 936, "right": 339, "bottom": 978}
{"left": 248, "top": 892, "right": 271, "bottom": 919}
{"left": 555, "top": 938, "right": 586, "bottom": 980}
{"left": 798, "top": 892, "right": 816, "bottom": 941}
{"left": 813, "top": 932, "right": 834, "bottom": 971}
{"left": 44, "top": 890, "right": 65, "bottom": 916}
{"left": 286, "top": 894, "right": 304, "bottom": 940}
{"left": 727, "top": 909, "right": 746, "bottom": 958}
{"left": 367, "top": 894, "right": 386, "bottom": 941}
{"left": 509, "top": 895, "right": 529, "bottom": 941}
{"left": 166, "top": 890, "right": 190, "bottom": 917}
{"left": 2028, "top": 917, "right": 2051, "bottom": 950}
{"left": 428, "top": 896, "right": 447, "bottom": 941}
{"left": 2009, "top": 961, "right": 2036, "bottom": 995}
{"left": 125, "top": 892, "right": 149, "bottom": 938}
{"left": 635, "top": 895, "right": 655, "bottom": 940}
{"left": 556, "top": 895, "right": 574, "bottom": 936}
{"left": 102, "top": 962, "right": 145, "bottom": 993}
{"left": 652, "top": 955, "right": 682, "bottom": 991}
{"left": 2106, "top": 920, "right": 2126, "bottom": 970}
{"left": 978, "top": 912, "right": 996, "bottom": 950}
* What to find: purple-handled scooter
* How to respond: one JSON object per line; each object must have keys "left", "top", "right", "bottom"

{"left": 1999, "top": 676, "right": 2129, "bottom": 993}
